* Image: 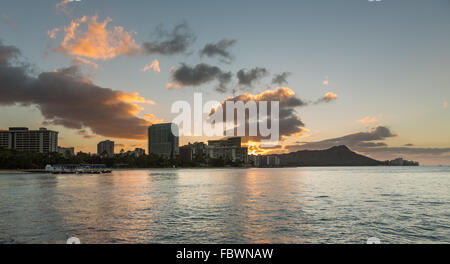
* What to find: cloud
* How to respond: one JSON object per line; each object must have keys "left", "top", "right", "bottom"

{"left": 56, "top": 0, "right": 71, "bottom": 15}
{"left": 364, "top": 146, "right": 450, "bottom": 156}
{"left": 358, "top": 116, "right": 378, "bottom": 124}
{"left": 170, "top": 63, "right": 232, "bottom": 93}
{"left": 54, "top": 16, "right": 140, "bottom": 60}
{"left": 166, "top": 82, "right": 182, "bottom": 90}
{"left": 72, "top": 56, "right": 98, "bottom": 69}
{"left": 315, "top": 92, "right": 338, "bottom": 104}
{"left": 141, "top": 59, "right": 160, "bottom": 73}
{"left": 211, "top": 87, "right": 307, "bottom": 142}
{"left": 236, "top": 67, "right": 269, "bottom": 88}
{"left": 0, "top": 41, "right": 157, "bottom": 140}
{"left": 272, "top": 72, "right": 291, "bottom": 85}
{"left": 282, "top": 126, "right": 450, "bottom": 164}
{"left": 141, "top": 22, "right": 196, "bottom": 55}
{"left": 1, "top": 14, "right": 18, "bottom": 29}
{"left": 444, "top": 101, "right": 448, "bottom": 109}
{"left": 47, "top": 28, "right": 60, "bottom": 39}
{"left": 322, "top": 75, "right": 329, "bottom": 85}
{"left": 286, "top": 126, "right": 398, "bottom": 151}
{"left": 144, "top": 114, "right": 163, "bottom": 124}
{"left": 199, "top": 39, "right": 236, "bottom": 62}
{"left": 0, "top": 41, "right": 20, "bottom": 64}
{"left": 77, "top": 129, "right": 97, "bottom": 139}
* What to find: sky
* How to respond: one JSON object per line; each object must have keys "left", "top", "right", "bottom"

{"left": 0, "top": 0, "right": 449, "bottom": 165}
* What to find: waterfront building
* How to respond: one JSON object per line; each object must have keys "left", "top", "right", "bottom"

{"left": 253, "top": 155, "right": 281, "bottom": 167}
{"left": 57, "top": 146, "right": 75, "bottom": 157}
{"left": 148, "top": 123, "right": 179, "bottom": 159}
{"left": 0, "top": 127, "right": 58, "bottom": 153}
{"left": 206, "top": 137, "right": 248, "bottom": 163}
{"left": 179, "top": 145, "right": 193, "bottom": 162}
{"left": 179, "top": 142, "right": 207, "bottom": 162}
{"left": 97, "top": 140, "right": 115, "bottom": 157}
{"left": 124, "top": 148, "right": 146, "bottom": 157}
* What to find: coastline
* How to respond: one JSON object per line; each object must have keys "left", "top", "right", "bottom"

{"left": 0, "top": 170, "right": 28, "bottom": 174}
{"left": 0, "top": 165, "right": 431, "bottom": 175}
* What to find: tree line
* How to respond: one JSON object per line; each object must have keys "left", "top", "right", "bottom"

{"left": 0, "top": 148, "right": 245, "bottom": 169}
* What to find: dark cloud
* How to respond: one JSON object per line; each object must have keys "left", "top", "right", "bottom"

{"left": 141, "top": 22, "right": 196, "bottom": 55}
{"left": 272, "top": 72, "right": 291, "bottom": 85}
{"left": 287, "top": 126, "right": 397, "bottom": 151}
{"left": 0, "top": 41, "right": 20, "bottom": 64}
{"left": 0, "top": 42, "right": 153, "bottom": 140}
{"left": 77, "top": 129, "right": 97, "bottom": 139}
{"left": 237, "top": 67, "right": 269, "bottom": 87}
{"left": 404, "top": 143, "right": 414, "bottom": 146}
{"left": 171, "top": 63, "right": 232, "bottom": 93}
{"left": 210, "top": 87, "right": 307, "bottom": 142}
{"left": 199, "top": 39, "right": 236, "bottom": 62}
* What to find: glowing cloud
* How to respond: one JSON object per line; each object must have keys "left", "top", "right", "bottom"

{"left": 324, "top": 92, "right": 337, "bottom": 100}
{"left": 56, "top": 0, "right": 71, "bottom": 15}
{"left": 444, "top": 101, "right": 448, "bottom": 109}
{"left": 358, "top": 116, "right": 378, "bottom": 124}
{"left": 315, "top": 92, "right": 338, "bottom": 104}
{"left": 144, "top": 114, "right": 164, "bottom": 124}
{"left": 55, "top": 16, "right": 140, "bottom": 60}
{"left": 0, "top": 42, "right": 159, "bottom": 140}
{"left": 47, "top": 28, "right": 60, "bottom": 39}
{"left": 73, "top": 56, "right": 98, "bottom": 69}
{"left": 117, "top": 92, "right": 155, "bottom": 105}
{"left": 322, "top": 75, "right": 329, "bottom": 85}
{"left": 166, "top": 82, "right": 182, "bottom": 89}
{"left": 141, "top": 59, "right": 160, "bottom": 73}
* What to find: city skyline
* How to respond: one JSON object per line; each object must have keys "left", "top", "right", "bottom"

{"left": 1, "top": 0, "right": 450, "bottom": 165}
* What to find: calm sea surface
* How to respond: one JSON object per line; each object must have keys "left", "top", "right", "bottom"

{"left": 0, "top": 167, "right": 449, "bottom": 244}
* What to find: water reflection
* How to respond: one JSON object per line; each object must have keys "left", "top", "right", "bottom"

{"left": 0, "top": 167, "right": 449, "bottom": 243}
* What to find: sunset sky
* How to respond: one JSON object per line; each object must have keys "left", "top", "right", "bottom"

{"left": 1, "top": 0, "right": 449, "bottom": 165}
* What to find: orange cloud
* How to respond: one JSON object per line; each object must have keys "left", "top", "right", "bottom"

{"left": 358, "top": 116, "right": 378, "bottom": 124}
{"left": 47, "top": 28, "right": 60, "bottom": 39}
{"left": 444, "top": 101, "right": 448, "bottom": 109}
{"left": 55, "top": 16, "right": 140, "bottom": 60}
{"left": 324, "top": 92, "right": 337, "bottom": 100}
{"left": 56, "top": 0, "right": 71, "bottom": 15}
{"left": 144, "top": 114, "right": 164, "bottom": 124}
{"left": 141, "top": 59, "right": 160, "bottom": 73}
{"left": 322, "top": 75, "right": 329, "bottom": 85}
{"left": 166, "top": 82, "right": 182, "bottom": 89}
{"left": 73, "top": 56, "right": 98, "bottom": 69}
{"left": 117, "top": 92, "right": 155, "bottom": 105}
{"left": 246, "top": 142, "right": 271, "bottom": 155}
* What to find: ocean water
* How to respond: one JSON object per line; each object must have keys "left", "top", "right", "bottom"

{"left": 0, "top": 167, "right": 448, "bottom": 244}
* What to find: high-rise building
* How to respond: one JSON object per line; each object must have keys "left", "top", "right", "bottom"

{"left": 123, "top": 148, "right": 146, "bottom": 158}
{"left": 0, "top": 127, "right": 58, "bottom": 153}
{"left": 179, "top": 142, "right": 207, "bottom": 162}
{"left": 97, "top": 140, "right": 115, "bottom": 157}
{"left": 206, "top": 137, "right": 248, "bottom": 163}
{"left": 148, "top": 123, "right": 179, "bottom": 158}
{"left": 57, "top": 146, "right": 75, "bottom": 157}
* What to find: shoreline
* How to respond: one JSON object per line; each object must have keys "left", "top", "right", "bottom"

{"left": 0, "top": 170, "right": 28, "bottom": 174}
{"left": 0, "top": 165, "right": 437, "bottom": 174}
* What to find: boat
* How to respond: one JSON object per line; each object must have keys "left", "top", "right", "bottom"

{"left": 45, "top": 164, "right": 112, "bottom": 174}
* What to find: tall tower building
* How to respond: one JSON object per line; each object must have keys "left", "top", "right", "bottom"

{"left": 97, "top": 140, "right": 115, "bottom": 157}
{"left": 148, "top": 123, "right": 179, "bottom": 159}
{"left": 0, "top": 127, "right": 58, "bottom": 153}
